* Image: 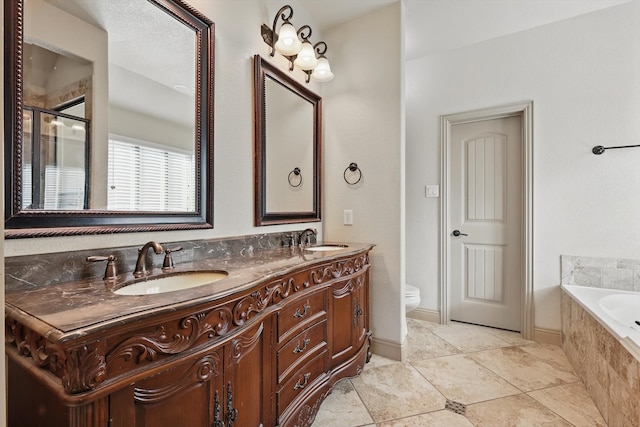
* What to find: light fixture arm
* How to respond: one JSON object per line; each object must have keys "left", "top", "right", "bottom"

{"left": 270, "top": 5, "right": 295, "bottom": 57}
{"left": 314, "top": 41, "right": 328, "bottom": 57}
{"left": 297, "top": 25, "right": 312, "bottom": 42}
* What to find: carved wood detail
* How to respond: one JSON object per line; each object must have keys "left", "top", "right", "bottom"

{"left": 311, "top": 254, "right": 368, "bottom": 285}
{"left": 229, "top": 322, "right": 264, "bottom": 364}
{"left": 234, "top": 276, "right": 309, "bottom": 326}
{"left": 133, "top": 353, "right": 220, "bottom": 403}
{"left": 331, "top": 275, "right": 363, "bottom": 298}
{"left": 295, "top": 390, "right": 331, "bottom": 427}
{"left": 5, "top": 317, "right": 107, "bottom": 394}
{"left": 62, "top": 345, "right": 107, "bottom": 393}
{"left": 69, "top": 397, "right": 109, "bottom": 426}
{"left": 107, "top": 307, "right": 232, "bottom": 366}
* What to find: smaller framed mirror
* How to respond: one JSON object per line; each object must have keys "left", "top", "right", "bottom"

{"left": 253, "top": 55, "right": 321, "bottom": 226}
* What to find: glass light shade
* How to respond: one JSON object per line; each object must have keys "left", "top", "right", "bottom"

{"left": 274, "top": 23, "right": 302, "bottom": 56}
{"left": 311, "top": 57, "right": 334, "bottom": 82}
{"left": 293, "top": 41, "right": 318, "bottom": 71}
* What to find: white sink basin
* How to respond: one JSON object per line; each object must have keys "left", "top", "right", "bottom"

{"left": 304, "top": 244, "right": 349, "bottom": 252}
{"left": 114, "top": 271, "right": 228, "bottom": 295}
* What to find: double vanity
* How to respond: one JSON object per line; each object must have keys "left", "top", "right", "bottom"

{"left": 5, "top": 232, "right": 374, "bottom": 427}
{"left": 3, "top": 1, "right": 364, "bottom": 425}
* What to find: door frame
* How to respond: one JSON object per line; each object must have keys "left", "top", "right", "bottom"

{"left": 440, "top": 101, "right": 534, "bottom": 339}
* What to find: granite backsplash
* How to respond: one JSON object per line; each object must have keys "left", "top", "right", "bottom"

{"left": 5, "top": 230, "right": 316, "bottom": 289}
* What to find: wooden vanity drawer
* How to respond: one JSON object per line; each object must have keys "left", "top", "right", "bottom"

{"left": 277, "top": 320, "right": 327, "bottom": 383}
{"left": 278, "top": 290, "right": 326, "bottom": 342}
{"left": 277, "top": 349, "right": 328, "bottom": 415}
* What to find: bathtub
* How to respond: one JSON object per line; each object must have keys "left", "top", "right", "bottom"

{"left": 561, "top": 284, "right": 640, "bottom": 358}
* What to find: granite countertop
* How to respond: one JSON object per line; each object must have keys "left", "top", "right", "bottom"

{"left": 5, "top": 242, "right": 373, "bottom": 343}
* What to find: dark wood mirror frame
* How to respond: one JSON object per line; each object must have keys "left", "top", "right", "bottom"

{"left": 253, "top": 55, "right": 321, "bottom": 226}
{"left": 4, "top": 0, "right": 215, "bottom": 238}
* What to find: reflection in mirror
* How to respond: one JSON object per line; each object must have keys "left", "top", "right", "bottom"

{"left": 254, "top": 55, "right": 321, "bottom": 226}
{"left": 265, "top": 76, "right": 313, "bottom": 212}
{"left": 4, "top": 0, "right": 214, "bottom": 237}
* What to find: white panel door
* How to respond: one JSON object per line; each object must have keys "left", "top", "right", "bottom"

{"left": 449, "top": 116, "right": 522, "bottom": 331}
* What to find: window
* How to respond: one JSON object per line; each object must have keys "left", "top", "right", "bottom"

{"left": 108, "top": 135, "right": 195, "bottom": 211}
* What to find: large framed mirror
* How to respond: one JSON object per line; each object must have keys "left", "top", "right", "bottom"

{"left": 4, "top": 0, "right": 214, "bottom": 238}
{"left": 253, "top": 55, "right": 321, "bottom": 226}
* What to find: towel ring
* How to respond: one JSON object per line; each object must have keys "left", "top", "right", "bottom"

{"left": 343, "top": 162, "right": 362, "bottom": 185}
{"left": 288, "top": 167, "right": 302, "bottom": 187}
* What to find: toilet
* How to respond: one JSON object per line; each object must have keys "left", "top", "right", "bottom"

{"left": 405, "top": 284, "right": 421, "bottom": 313}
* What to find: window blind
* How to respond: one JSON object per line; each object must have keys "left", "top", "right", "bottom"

{"left": 108, "top": 137, "right": 195, "bottom": 211}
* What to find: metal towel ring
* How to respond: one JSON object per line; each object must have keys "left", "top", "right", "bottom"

{"left": 343, "top": 162, "right": 362, "bottom": 185}
{"left": 288, "top": 167, "right": 302, "bottom": 187}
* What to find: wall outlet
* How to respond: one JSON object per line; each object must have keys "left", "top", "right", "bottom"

{"left": 343, "top": 210, "right": 353, "bottom": 225}
{"left": 425, "top": 185, "right": 439, "bottom": 198}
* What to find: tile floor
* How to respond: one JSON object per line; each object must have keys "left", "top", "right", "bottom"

{"left": 311, "top": 318, "right": 606, "bottom": 426}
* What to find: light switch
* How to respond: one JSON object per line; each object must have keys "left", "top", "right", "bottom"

{"left": 343, "top": 210, "right": 353, "bottom": 225}
{"left": 425, "top": 185, "right": 439, "bottom": 198}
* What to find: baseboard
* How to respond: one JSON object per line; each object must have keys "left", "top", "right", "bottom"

{"left": 371, "top": 336, "right": 404, "bottom": 361}
{"left": 407, "top": 308, "right": 441, "bottom": 324}
{"left": 534, "top": 327, "right": 562, "bottom": 346}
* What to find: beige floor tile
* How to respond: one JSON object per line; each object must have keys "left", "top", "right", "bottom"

{"left": 376, "top": 409, "right": 475, "bottom": 426}
{"left": 406, "top": 327, "right": 460, "bottom": 361}
{"left": 470, "top": 346, "right": 578, "bottom": 391}
{"left": 311, "top": 380, "right": 373, "bottom": 427}
{"left": 407, "top": 317, "right": 440, "bottom": 331}
{"left": 350, "top": 363, "right": 446, "bottom": 422}
{"left": 519, "top": 342, "right": 577, "bottom": 373}
{"left": 364, "top": 353, "right": 401, "bottom": 370}
{"left": 412, "top": 354, "right": 520, "bottom": 404}
{"left": 483, "top": 327, "right": 533, "bottom": 345}
{"left": 431, "top": 323, "right": 512, "bottom": 352}
{"left": 528, "top": 382, "right": 606, "bottom": 427}
{"left": 466, "top": 393, "right": 574, "bottom": 426}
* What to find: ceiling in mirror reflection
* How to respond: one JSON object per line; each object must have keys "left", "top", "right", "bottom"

{"left": 41, "top": 0, "right": 196, "bottom": 127}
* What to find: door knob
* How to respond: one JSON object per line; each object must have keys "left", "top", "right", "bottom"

{"left": 452, "top": 230, "right": 468, "bottom": 237}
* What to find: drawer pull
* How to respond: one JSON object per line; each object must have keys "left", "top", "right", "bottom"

{"left": 293, "top": 338, "right": 311, "bottom": 354}
{"left": 294, "top": 373, "right": 311, "bottom": 390}
{"left": 293, "top": 304, "right": 311, "bottom": 318}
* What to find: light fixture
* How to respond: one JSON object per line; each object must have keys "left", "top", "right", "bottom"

{"left": 293, "top": 27, "right": 318, "bottom": 71}
{"left": 311, "top": 42, "right": 333, "bottom": 82}
{"left": 274, "top": 22, "right": 301, "bottom": 56}
{"left": 261, "top": 5, "right": 333, "bottom": 83}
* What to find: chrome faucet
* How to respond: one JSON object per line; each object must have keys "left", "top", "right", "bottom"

{"left": 299, "top": 228, "right": 317, "bottom": 246}
{"left": 133, "top": 241, "right": 164, "bottom": 278}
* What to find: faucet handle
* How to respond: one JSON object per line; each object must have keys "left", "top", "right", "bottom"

{"left": 285, "top": 234, "right": 298, "bottom": 247}
{"left": 162, "top": 246, "right": 183, "bottom": 270}
{"left": 87, "top": 255, "right": 118, "bottom": 280}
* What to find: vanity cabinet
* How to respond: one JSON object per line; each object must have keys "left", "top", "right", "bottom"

{"left": 6, "top": 246, "right": 373, "bottom": 427}
{"left": 329, "top": 275, "right": 370, "bottom": 369}
{"left": 109, "top": 320, "right": 271, "bottom": 427}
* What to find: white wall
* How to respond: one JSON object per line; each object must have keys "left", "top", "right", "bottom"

{"left": 406, "top": 1, "right": 640, "bottom": 331}
{"left": 323, "top": 3, "right": 405, "bottom": 356}
{"left": 5, "top": 0, "right": 326, "bottom": 257}
{"left": 26, "top": 0, "right": 110, "bottom": 212}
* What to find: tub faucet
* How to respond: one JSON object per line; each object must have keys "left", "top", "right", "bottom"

{"left": 299, "top": 228, "right": 317, "bottom": 246}
{"left": 133, "top": 241, "right": 164, "bottom": 278}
